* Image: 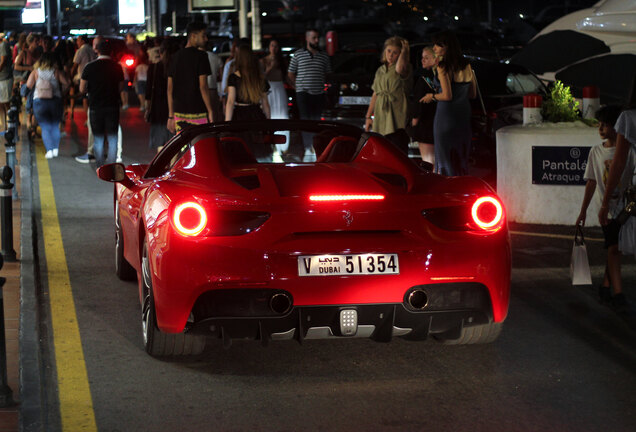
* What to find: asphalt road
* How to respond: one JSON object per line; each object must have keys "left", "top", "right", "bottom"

{"left": 32, "top": 108, "right": 636, "bottom": 432}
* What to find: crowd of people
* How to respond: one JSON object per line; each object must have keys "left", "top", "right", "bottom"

{"left": 1, "top": 23, "right": 636, "bottom": 311}
{"left": 0, "top": 30, "right": 147, "bottom": 162}
{"left": 0, "top": 25, "right": 456, "bottom": 167}
{"left": 0, "top": 25, "right": 633, "bottom": 180}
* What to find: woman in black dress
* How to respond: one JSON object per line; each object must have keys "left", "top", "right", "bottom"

{"left": 225, "top": 45, "right": 271, "bottom": 122}
{"left": 408, "top": 46, "right": 438, "bottom": 166}
{"left": 421, "top": 30, "right": 477, "bottom": 176}
{"left": 225, "top": 45, "right": 271, "bottom": 160}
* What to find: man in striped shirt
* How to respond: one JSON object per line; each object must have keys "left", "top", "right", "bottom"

{"left": 288, "top": 29, "right": 331, "bottom": 159}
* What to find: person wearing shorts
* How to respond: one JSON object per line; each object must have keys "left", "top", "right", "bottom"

{"left": 167, "top": 21, "right": 213, "bottom": 133}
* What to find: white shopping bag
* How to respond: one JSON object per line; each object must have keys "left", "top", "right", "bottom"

{"left": 570, "top": 225, "right": 592, "bottom": 286}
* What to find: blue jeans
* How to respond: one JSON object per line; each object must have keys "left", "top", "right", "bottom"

{"left": 33, "top": 97, "right": 63, "bottom": 151}
{"left": 90, "top": 107, "right": 119, "bottom": 166}
{"left": 93, "top": 133, "right": 118, "bottom": 166}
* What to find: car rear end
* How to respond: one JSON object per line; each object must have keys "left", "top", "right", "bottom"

{"left": 146, "top": 127, "right": 510, "bottom": 344}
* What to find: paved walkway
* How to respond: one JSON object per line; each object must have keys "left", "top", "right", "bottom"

{"left": 0, "top": 105, "right": 150, "bottom": 432}
{"left": 0, "top": 126, "right": 23, "bottom": 431}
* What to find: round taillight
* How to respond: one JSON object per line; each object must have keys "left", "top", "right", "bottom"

{"left": 471, "top": 197, "right": 503, "bottom": 230}
{"left": 124, "top": 57, "right": 135, "bottom": 67}
{"left": 173, "top": 202, "right": 207, "bottom": 236}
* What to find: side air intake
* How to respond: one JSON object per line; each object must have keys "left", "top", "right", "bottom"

{"left": 231, "top": 175, "right": 260, "bottom": 190}
{"left": 372, "top": 172, "right": 407, "bottom": 190}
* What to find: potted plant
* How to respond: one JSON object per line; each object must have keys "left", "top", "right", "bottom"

{"left": 541, "top": 80, "right": 581, "bottom": 123}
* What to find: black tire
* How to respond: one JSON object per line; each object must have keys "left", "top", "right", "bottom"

{"left": 141, "top": 241, "right": 206, "bottom": 358}
{"left": 437, "top": 322, "right": 503, "bottom": 345}
{"left": 115, "top": 202, "right": 137, "bottom": 281}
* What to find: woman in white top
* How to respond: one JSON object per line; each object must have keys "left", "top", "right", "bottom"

{"left": 260, "top": 39, "right": 289, "bottom": 156}
{"left": 27, "top": 52, "right": 69, "bottom": 159}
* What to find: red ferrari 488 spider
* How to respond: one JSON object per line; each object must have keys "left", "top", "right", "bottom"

{"left": 97, "top": 120, "right": 510, "bottom": 358}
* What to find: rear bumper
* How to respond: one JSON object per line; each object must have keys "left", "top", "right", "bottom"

{"left": 148, "top": 209, "right": 511, "bottom": 333}
{"left": 188, "top": 282, "right": 494, "bottom": 344}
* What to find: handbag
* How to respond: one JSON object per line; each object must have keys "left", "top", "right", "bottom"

{"left": 570, "top": 225, "right": 592, "bottom": 285}
{"left": 616, "top": 185, "right": 636, "bottom": 225}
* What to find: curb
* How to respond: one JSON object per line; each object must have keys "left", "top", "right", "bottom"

{"left": 18, "top": 134, "right": 43, "bottom": 431}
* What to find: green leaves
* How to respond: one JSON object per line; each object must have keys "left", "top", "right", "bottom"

{"left": 541, "top": 80, "right": 581, "bottom": 123}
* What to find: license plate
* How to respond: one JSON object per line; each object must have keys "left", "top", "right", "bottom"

{"left": 298, "top": 254, "right": 399, "bottom": 276}
{"left": 339, "top": 96, "right": 371, "bottom": 105}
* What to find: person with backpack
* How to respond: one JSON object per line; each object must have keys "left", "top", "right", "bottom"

{"left": 26, "top": 52, "right": 68, "bottom": 158}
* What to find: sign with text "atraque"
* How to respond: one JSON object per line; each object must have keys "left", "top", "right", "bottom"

{"left": 532, "top": 146, "right": 590, "bottom": 185}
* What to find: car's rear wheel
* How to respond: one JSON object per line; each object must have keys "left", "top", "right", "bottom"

{"left": 115, "top": 202, "right": 136, "bottom": 281}
{"left": 437, "top": 322, "right": 503, "bottom": 345}
{"left": 141, "top": 240, "right": 206, "bottom": 358}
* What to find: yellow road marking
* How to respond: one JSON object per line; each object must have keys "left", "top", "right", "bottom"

{"left": 36, "top": 145, "right": 98, "bottom": 431}
{"left": 510, "top": 230, "right": 603, "bottom": 242}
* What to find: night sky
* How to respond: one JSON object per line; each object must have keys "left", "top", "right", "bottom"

{"left": 0, "top": 0, "right": 601, "bottom": 35}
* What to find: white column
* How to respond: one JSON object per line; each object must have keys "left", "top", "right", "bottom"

{"left": 251, "top": 0, "right": 261, "bottom": 50}
{"left": 239, "top": 0, "right": 248, "bottom": 39}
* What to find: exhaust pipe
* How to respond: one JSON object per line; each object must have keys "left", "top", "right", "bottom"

{"left": 408, "top": 289, "right": 428, "bottom": 310}
{"left": 270, "top": 293, "right": 292, "bottom": 315}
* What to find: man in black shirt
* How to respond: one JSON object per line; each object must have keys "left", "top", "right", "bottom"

{"left": 80, "top": 40, "right": 124, "bottom": 166}
{"left": 167, "top": 21, "right": 213, "bottom": 133}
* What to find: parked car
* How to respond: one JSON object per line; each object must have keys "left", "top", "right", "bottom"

{"left": 321, "top": 51, "right": 382, "bottom": 127}
{"left": 97, "top": 119, "right": 511, "bottom": 358}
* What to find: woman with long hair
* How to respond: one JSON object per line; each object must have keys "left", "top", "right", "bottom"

{"left": 421, "top": 30, "right": 477, "bottom": 176}
{"left": 364, "top": 36, "right": 412, "bottom": 135}
{"left": 26, "top": 52, "right": 69, "bottom": 158}
{"left": 260, "top": 39, "right": 289, "bottom": 156}
{"left": 12, "top": 32, "right": 26, "bottom": 63}
{"left": 225, "top": 44, "right": 271, "bottom": 122}
{"left": 261, "top": 39, "right": 288, "bottom": 120}
{"left": 15, "top": 33, "right": 41, "bottom": 138}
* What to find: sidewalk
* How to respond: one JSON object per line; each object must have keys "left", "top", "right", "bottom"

{"left": 0, "top": 129, "right": 23, "bottom": 430}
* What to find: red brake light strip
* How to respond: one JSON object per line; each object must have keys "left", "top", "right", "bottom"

{"left": 309, "top": 194, "right": 385, "bottom": 202}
